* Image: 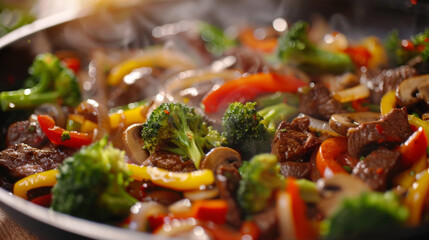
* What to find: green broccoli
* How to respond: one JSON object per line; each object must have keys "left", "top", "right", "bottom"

{"left": 322, "top": 191, "right": 409, "bottom": 240}
{"left": 199, "top": 22, "right": 237, "bottom": 56}
{"left": 51, "top": 137, "right": 137, "bottom": 222}
{"left": 0, "top": 53, "right": 81, "bottom": 111}
{"left": 258, "top": 102, "right": 298, "bottom": 133}
{"left": 385, "top": 28, "right": 429, "bottom": 65}
{"left": 221, "top": 102, "right": 272, "bottom": 160}
{"left": 237, "top": 154, "right": 285, "bottom": 214}
{"left": 142, "top": 102, "right": 222, "bottom": 169}
{"left": 277, "top": 21, "right": 354, "bottom": 74}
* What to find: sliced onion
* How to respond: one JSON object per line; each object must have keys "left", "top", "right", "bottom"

{"left": 297, "top": 113, "right": 340, "bottom": 136}
{"left": 129, "top": 201, "right": 167, "bottom": 232}
{"left": 183, "top": 188, "right": 219, "bottom": 201}
{"left": 168, "top": 198, "right": 192, "bottom": 216}
{"left": 276, "top": 191, "right": 296, "bottom": 240}
{"left": 155, "top": 218, "right": 198, "bottom": 236}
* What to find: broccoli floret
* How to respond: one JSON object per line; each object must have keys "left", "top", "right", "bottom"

{"left": 51, "top": 137, "right": 137, "bottom": 222}
{"left": 237, "top": 154, "right": 285, "bottom": 214}
{"left": 323, "top": 191, "right": 409, "bottom": 240}
{"left": 221, "top": 102, "right": 272, "bottom": 160}
{"left": 142, "top": 103, "right": 221, "bottom": 169}
{"left": 277, "top": 21, "right": 354, "bottom": 74}
{"left": 385, "top": 28, "right": 429, "bottom": 66}
{"left": 0, "top": 53, "right": 81, "bottom": 111}
{"left": 199, "top": 22, "right": 237, "bottom": 56}
{"left": 258, "top": 102, "right": 298, "bottom": 133}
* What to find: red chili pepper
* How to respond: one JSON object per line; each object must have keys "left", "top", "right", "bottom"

{"left": 399, "top": 127, "right": 428, "bottom": 167}
{"left": 202, "top": 73, "right": 308, "bottom": 113}
{"left": 316, "top": 137, "right": 349, "bottom": 177}
{"left": 31, "top": 193, "right": 52, "bottom": 207}
{"left": 37, "top": 115, "right": 92, "bottom": 148}
{"left": 286, "top": 178, "right": 317, "bottom": 240}
{"left": 343, "top": 46, "right": 372, "bottom": 68}
{"left": 61, "top": 57, "right": 81, "bottom": 74}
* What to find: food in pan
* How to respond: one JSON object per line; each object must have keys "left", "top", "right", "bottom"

{"left": 1, "top": 18, "right": 429, "bottom": 239}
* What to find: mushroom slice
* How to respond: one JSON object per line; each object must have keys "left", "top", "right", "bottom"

{"left": 396, "top": 74, "right": 429, "bottom": 107}
{"left": 316, "top": 174, "right": 369, "bottom": 217}
{"left": 123, "top": 123, "right": 149, "bottom": 165}
{"left": 200, "top": 147, "right": 241, "bottom": 172}
{"left": 329, "top": 112, "right": 380, "bottom": 136}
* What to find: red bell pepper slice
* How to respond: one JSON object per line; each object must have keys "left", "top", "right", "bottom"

{"left": 286, "top": 178, "right": 317, "bottom": 240}
{"left": 192, "top": 199, "right": 228, "bottom": 224}
{"left": 37, "top": 115, "right": 92, "bottom": 148}
{"left": 202, "top": 73, "right": 308, "bottom": 113}
{"left": 31, "top": 193, "right": 52, "bottom": 207}
{"left": 316, "top": 137, "right": 349, "bottom": 177}
{"left": 61, "top": 57, "right": 81, "bottom": 74}
{"left": 343, "top": 46, "right": 372, "bottom": 68}
{"left": 399, "top": 127, "right": 428, "bottom": 167}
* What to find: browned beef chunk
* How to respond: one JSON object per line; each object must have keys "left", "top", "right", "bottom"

{"left": 347, "top": 108, "right": 412, "bottom": 158}
{"left": 271, "top": 117, "right": 321, "bottom": 162}
{"left": 279, "top": 161, "right": 311, "bottom": 179}
{"left": 224, "top": 47, "right": 269, "bottom": 74}
{"left": 352, "top": 147, "right": 401, "bottom": 191}
{"left": 6, "top": 120, "right": 47, "bottom": 148}
{"left": 360, "top": 66, "right": 416, "bottom": 103}
{"left": 252, "top": 207, "right": 278, "bottom": 239}
{"left": 215, "top": 164, "right": 242, "bottom": 228}
{"left": 142, "top": 151, "right": 196, "bottom": 172}
{"left": 299, "top": 84, "right": 345, "bottom": 121}
{"left": 0, "top": 144, "right": 74, "bottom": 191}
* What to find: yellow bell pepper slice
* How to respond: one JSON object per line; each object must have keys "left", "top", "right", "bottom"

{"left": 109, "top": 104, "right": 149, "bottom": 129}
{"left": 360, "top": 36, "right": 388, "bottom": 69}
{"left": 408, "top": 114, "right": 429, "bottom": 139}
{"left": 393, "top": 155, "right": 428, "bottom": 190}
{"left": 107, "top": 49, "right": 195, "bottom": 86}
{"left": 128, "top": 164, "right": 215, "bottom": 191}
{"left": 13, "top": 165, "right": 215, "bottom": 199}
{"left": 404, "top": 169, "right": 429, "bottom": 226}
{"left": 13, "top": 169, "right": 59, "bottom": 199}
{"left": 332, "top": 84, "right": 370, "bottom": 103}
{"left": 380, "top": 90, "right": 396, "bottom": 115}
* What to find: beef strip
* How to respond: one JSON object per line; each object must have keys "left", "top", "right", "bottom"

{"left": 347, "top": 108, "right": 412, "bottom": 158}
{"left": 360, "top": 65, "right": 416, "bottom": 103}
{"left": 141, "top": 151, "right": 196, "bottom": 172}
{"left": 279, "top": 161, "right": 311, "bottom": 179}
{"left": 271, "top": 117, "right": 321, "bottom": 162}
{"left": 215, "top": 164, "right": 243, "bottom": 228}
{"left": 0, "top": 144, "right": 74, "bottom": 191}
{"left": 299, "top": 84, "right": 346, "bottom": 121}
{"left": 6, "top": 120, "right": 47, "bottom": 148}
{"left": 352, "top": 147, "right": 401, "bottom": 191}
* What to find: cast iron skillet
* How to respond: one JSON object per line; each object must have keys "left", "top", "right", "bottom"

{"left": 0, "top": 0, "right": 429, "bottom": 239}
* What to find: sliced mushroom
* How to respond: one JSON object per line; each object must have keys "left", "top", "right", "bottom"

{"left": 396, "top": 74, "right": 429, "bottom": 107}
{"left": 123, "top": 123, "right": 149, "bottom": 165}
{"left": 200, "top": 147, "right": 241, "bottom": 172}
{"left": 329, "top": 112, "right": 380, "bottom": 136}
{"left": 316, "top": 174, "right": 369, "bottom": 217}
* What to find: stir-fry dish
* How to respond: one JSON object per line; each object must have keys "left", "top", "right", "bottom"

{"left": 1, "top": 19, "right": 429, "bottom": 239}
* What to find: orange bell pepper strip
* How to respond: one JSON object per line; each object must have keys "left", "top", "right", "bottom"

{"left": 191, "top": 199, "right": 228, "bottom": 224}
{"left": 399, "top": 127, "right": 428, "bottom": 167}
{"left": 37, "top": 115, "right": 92, "bottom": 148}
{"left": 202, "top": 73, "right": 307, "bottom": 113}
{"left": 316, "top": 137, "right": 349, "bottom": 177}
{"left": 239, "top": 28, "right": 278, "bottom": 53}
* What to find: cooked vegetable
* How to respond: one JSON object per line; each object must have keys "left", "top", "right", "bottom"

{"left": 277, "top": 21, "right": 354, "bottom": 74}
{"left": 385, "top": 28, "right": 429, "bottom": 66}
{"left": 316, "top": 137, "right": 349, "bottom": 177}
{"left": 13, "top": 169, "right": 58, "bottom": 199}
{"left": 399, "top": 127, "right": 428, "bottom": 167}
{"left": 37, "top": 115, "right": 92, "bottom": 148}
{"left": 221, "top": 102, "right": 272, "bottom": 160}
{"left": 142, "top": 103, "right": 222, "bottom": 169}
{"left": 258, "top": 102, "right": 298, "bottom": 133}
{"left": 323, "top": 192, "right": 409, "bottom": 239}
{"left": 239, "top": 27, "right": 278, "bottom": 53}
{"left": 51, "top": 137, "right": 137, "bottom": 221}
{"left": 200, "top": 22, "right": 237, "bottom": 55}
{"left": 0, "top": 53, "right": 81, "bottom": 111}
{"left": 237, "top": 154, "right": 285, "bottom": 214}
{"left": 404, "top": 169, "right": 429, "bottom": 226}
{"left": 202, "top": 73, "right": 307, "bottom": 113}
